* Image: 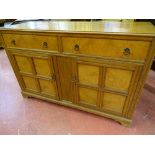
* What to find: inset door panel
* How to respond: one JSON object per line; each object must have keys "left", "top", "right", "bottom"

{"left": 22, "top": 76, "right": 39, "bottom": 92}
{"left": 79, "top": 87, "right": 98, "bottom": 106}
{"left": 105, "top": 68, "right": 132, "bottom": 92}
{"left": 14, "top": 55, "right": 33, "bottom": 73}
{"left": 78, "top": 64, "right": 99, "bottom": 86}
{"left": 33, "top": 58, "right": 52, "bottom": 77}
{"left": 75, "top": 60, "right": 100, "bottom": 107}
{"left": 102, "top": 93, "right": 126, "bottom": 114}
{"left": 39, "top": 79, "right": 56, "bottom": 97}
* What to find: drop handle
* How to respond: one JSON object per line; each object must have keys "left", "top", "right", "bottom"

{"left": 71, "top": 76, "right": 77, "bottom": 82}
{"left": 43, "top": 42, "right": 48, "bottom": 48}
{"left": 74, "top": 44, "right": 80, "bottom": 51}
{"left": 123, "top": 48, "right": 131, "bottom": 56}
{"left": 51, "top": 74, "right": 56, "bottom": 81}
{"left": 11, "top": 39, "right": 16, "bottom": 45}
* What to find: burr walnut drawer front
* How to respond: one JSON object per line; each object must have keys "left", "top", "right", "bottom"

{"left": 62, "top": 37, "right": 151, "bottom": 60}
{"left": 2, "top": 34, "right": 58, "bottom": 51}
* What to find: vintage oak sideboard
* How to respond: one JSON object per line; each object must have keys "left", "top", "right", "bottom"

{"left": 0, "top": 21, "right": 155, "bottom": 127}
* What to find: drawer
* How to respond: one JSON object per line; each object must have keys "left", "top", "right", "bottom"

{"left": 2, "top": 34, "right": 58, "bottom": 51}
{"left": 62, "top": 37, "right": 151, "bottom": 60}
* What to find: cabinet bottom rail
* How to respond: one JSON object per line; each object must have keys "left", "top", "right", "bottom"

{"left": 22, "top": 91, "right": 132, "bottom": 127}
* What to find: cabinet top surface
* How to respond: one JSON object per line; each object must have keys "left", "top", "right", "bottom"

{"left": 1, "top": 20, "right": 155, "bottom": 36}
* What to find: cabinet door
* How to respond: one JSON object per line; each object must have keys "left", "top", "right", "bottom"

{"left": 74, "top": 58, "right": 141, "bottom": 115}
{"left": 10, "top": 50, "right": 59, "bottom": 99}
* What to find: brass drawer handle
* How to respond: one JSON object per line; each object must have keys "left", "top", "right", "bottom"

{"left": 74, "top": 44, "right": 80, "bottom": 51}
{"left": 123, "top": 48, "right": 131, "bottom": 56}
{"left": 11, "top": 39, "right": 16, "bottom": 45}
{"left": 43, "top": 42, "right": 48, "bottom": 48}
{"left": 71, "top": 76, "right": 77, "bottom": 82}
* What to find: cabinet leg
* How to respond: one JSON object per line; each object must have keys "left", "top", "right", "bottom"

{"left": 119, "top": 120, "right": 131, "bottom": 127}
{"left": 22, "top": 93, "right": 29, "bottom": 98}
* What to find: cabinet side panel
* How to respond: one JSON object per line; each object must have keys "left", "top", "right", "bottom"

{"left": 127, "top": 39, "right": 155, "bottom": 118}
{"left": 0, "top": 34, "right": 4, "bottom": 48}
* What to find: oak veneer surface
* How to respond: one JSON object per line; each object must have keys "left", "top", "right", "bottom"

{"left": 1, "top": 21, "right": 155, "bottom": 127}
{"left": 1, "top": 21, "right": 155, "bottom": 35}
{"left": 62, "top": 37, "right": 150, "bottom": 60}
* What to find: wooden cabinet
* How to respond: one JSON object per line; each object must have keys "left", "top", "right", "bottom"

{"left": 1, "top": 21, "right": 155, "bottom": 127}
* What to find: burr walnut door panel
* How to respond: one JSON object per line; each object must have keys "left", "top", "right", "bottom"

{"left": 75, "top": 61, "right": 101, "bottom": 108}
{"left": 11, "top": 50, "right": 59, "bottom": 99}
{"left": 104, "top": 68, "right": 133, "bottom": 93}
{"left": 74, "top": 59, "right": 140, "bottom": 115}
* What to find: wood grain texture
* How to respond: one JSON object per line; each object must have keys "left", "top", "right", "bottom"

{"left": 15, "top": 55, "right": 33, "bottom": 73}
{"left": 1, "top": 21, "right": 155, "bottom": 36}
{"left": 78, "top": 63, "right": 99, "bottom": 86}
{"left": 62, "top": 37, "right": 150, "bottom": 60}
{"left": 105, "top": 68, "right": 133, "bottom": 92}
{"left": 33, "top": 57, "right": 51, "bottom": 77}
{"left": 79, "top": 87, "right": 98, "bottom": 106}
{"left": 56, "top": 56, "right": 75, "bottom": 102}
{"left": 2, "top": 33, "right": 58, "bottom": 51}
{"left": 22, "top": 76, "right": 39, "bottom": 92}
{"left": 102, "top": 93, "right": 126, "bottom": 113}
{"left": 39, "top": 79, "right": 56, "bottom": 97}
